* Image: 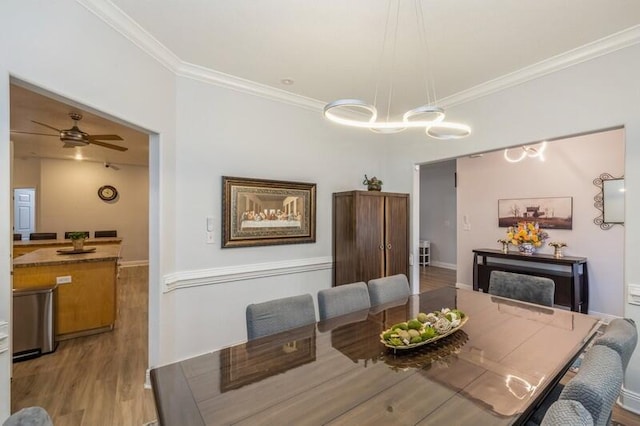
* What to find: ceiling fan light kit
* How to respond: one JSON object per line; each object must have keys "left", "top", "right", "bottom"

{"left": 323, "top": 0, "right": 470, "bottom": 140}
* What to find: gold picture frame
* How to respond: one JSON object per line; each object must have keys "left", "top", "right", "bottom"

{"left": 222, "top": 176, "right": 317, "bottom": 248}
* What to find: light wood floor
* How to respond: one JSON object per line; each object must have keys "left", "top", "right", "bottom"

{"left": 420, "top": 265, "right": 640, "bottom": 426}
{"left": 11, "top": 265, "right": 156, "bottom": 425}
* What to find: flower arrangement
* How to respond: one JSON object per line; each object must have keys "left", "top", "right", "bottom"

{"left": 506, "top": 222, "right": 549, "bottom": 247}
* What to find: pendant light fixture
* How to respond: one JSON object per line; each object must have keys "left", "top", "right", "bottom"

{"left": 323, "top": 0, "right": 471, "bottom": 140}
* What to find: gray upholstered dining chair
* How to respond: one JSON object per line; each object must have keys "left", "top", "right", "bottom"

{"left": 540, "top": 400, "right": 594, "bottom": 426}
{"left": 367, "top": 274, "right": 411, "bottom": 306}
{"left": 556, "top": 345, "right": 623, "bottom": 426}
{"left": 593, "top": 318, "right": 637, "bottom": 371}
{"left": 3, "top": 406, "right": 53, "bottom": 426}
{"left": 246, "top": 294, "right": 316, "bottom": 340}
{"left": 488, "top": 270, "right": 555, "bottom": 307}
{"left": 317, "top": 282, "right": 371, "bottom": 320}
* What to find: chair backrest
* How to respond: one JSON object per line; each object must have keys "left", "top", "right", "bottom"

{"left": 13, "top": 233, "right": 22, "bottom": 241}
{"left": 64, "top": 231, "right": 90, "bottom": 239}
{"left": 28, "top": 232, "right": 57, "bottom": 241}
{"left": 246, "top": 294, "right": 316, "bottom": 340}
{"left": 2, "top": 406, "right": 53, "bottom": 426}
{"left": 593, "top": 318, "right": 638, "bottom": 371}
{"left": 558, "top": 345, "right": 623, "bottom": 426}
{"left": 94, "top": 230, "right": 118, "bottom": 238}
{"left": 488, "top": 270, "right": 555, "bottom": 307}
{"left": 541, "top": 400, "right": 594, "bottom": 426}
{"left": 367, "top": 274, "right": 410, "bottom": 306}
{"left": 317, "top": 282, "right": 370, "bottom": 320}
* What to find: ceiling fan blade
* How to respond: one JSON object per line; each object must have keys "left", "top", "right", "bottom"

{"left": 88, "top": 134, "right": 124, "bottom": 141}
{"left": 31, "top": 120, "right": 62, "bottom": 133}
{"left": 10, "top": 130, "right": 59, "bottom": 137}
{"left": 88, "top": 140, "right": 128, "bottom": 152}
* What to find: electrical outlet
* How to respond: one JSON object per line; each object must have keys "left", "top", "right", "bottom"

{"left": 56, "top": 275, "right": 72, "bottom": 284}
{"left": 206, "top": 231, "right": 215, "bottom": 244}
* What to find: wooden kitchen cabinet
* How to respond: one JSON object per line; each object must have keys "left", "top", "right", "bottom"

{"left": 13, "top": 245, "right": 120, "bottom": 340}
{"left": 333, "top": 190, "right": 409, "bottom": 286}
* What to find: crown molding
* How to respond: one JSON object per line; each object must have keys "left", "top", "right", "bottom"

{"left": 78, "top": 1, "right": 640, "bottom": 113}
{"left": 439, "top": 25, "right": 640, "bottom": 109}
{"left": 76, "top": 0, "right": 182, "bottom": 73}
{"left": 163, "top": 256, "right": 333, "bottom": 292}
{"left": 175, "top": 61, "right": 325, "bottom": 112}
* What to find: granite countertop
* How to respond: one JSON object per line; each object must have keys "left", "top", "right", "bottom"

{"left": 13, "top": 237, "right": 122, "bottom": 247}
{"left": 13, "top": 244, "right": 122, "bottom": 267}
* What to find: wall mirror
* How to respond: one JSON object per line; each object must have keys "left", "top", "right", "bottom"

{"left": 594, "top": 173, "right": 624, "bottom": 229}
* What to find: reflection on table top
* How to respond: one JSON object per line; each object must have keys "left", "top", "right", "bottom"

{"left": 151, "top": 287, "right": 600, "bottom": 426}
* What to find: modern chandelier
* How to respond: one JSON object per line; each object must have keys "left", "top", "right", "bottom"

{"left": 323, "top": 0, "right": 471, "bottom": 140}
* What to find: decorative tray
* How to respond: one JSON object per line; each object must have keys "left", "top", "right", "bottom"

{"left": 380, "top": 308, "right": 468, "bottom": 350}
{"left": 56, "top": 247, "right": 97, "bottom": 255}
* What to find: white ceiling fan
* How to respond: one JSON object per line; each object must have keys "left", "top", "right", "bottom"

{"left": 11, "top": 112, "right": 128, "bottom": 152}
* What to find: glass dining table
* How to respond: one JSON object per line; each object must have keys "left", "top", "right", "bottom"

{"left": 150, "top": 287, "right": 601, "bottom": 425}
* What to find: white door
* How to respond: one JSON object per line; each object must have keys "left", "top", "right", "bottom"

{"left": 13, "top": 188, "right": 35, "bottom": 240}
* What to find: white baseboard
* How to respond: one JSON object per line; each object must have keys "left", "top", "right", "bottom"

{"left": 430, "top": 261, "right": 457, "bottom": 270}
{"left": 455, "top": 283, "right": 473, "bottom": 291}
{"left": 618, "top": 386, "right": 640, "bottom": 415}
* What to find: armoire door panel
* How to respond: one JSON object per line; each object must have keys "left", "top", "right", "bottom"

{"left": 384, "top": 195, "right": 409, "bottom": 277}
{"left": 357, "top": 194, "right": 385, "bottom": 283}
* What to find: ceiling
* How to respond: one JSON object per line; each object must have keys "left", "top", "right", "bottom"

{"left": 110, "top": 0, "right": 640, "bottom": 110}
{"left": 10, "top": 1, "right": 640, "bottom": 163}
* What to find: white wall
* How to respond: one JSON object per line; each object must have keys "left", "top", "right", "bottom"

{"left": 419, "top": 160, "right": 457, "bottom": 267}
{"left": 11, "top": 156, "right": 39, "bottom": 189}
{"left": 160, "top": 76, "right": 389, "bottom": 361}
{"left": 41, "top": 159, "right": 148, "bottom": 261}
{"left": 456, "top": 129, "right": 624, "bottom": 317}
{"left": 12, "top": 157, "right": 149, "bottom": 261}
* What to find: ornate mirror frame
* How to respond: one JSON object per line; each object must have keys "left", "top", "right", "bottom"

{"left": 594, "top": 173, "right": 624, "bottom": 230}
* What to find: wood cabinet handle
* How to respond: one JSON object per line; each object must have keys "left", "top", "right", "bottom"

{"left": 387, "top": 243, "right": 392, "bottom": 250}
{"left": 379, "top": 244, "right": 384, "bottom": 250}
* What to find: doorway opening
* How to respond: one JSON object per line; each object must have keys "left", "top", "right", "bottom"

{"left": 8, "top": 80, "right": 155, "bottom": 423}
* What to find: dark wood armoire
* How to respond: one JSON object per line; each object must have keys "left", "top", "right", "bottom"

{"left": 333, "top": 190, "right": 409, "bottom": 286}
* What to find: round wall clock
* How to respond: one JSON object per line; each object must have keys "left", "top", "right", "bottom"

{"left": 98, "top": 185, "right": 118, "bottom": 201}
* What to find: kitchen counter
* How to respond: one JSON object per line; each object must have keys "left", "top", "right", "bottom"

{"left": 13, "top": 244, "right": 121, "bottom": 340}
{"left": 13, "top": 237, "right": 122, "bottom": 258}
{"left": 13, "top": 244, "right": 121, "bottom": 268}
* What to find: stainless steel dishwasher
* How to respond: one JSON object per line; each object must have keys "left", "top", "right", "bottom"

{"left": 12, "top": 284, "right": 58, "bottom": 362}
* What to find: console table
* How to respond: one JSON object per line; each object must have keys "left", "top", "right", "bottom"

{"left": 472, "top": 249, "right": 589, "bottom": 313}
